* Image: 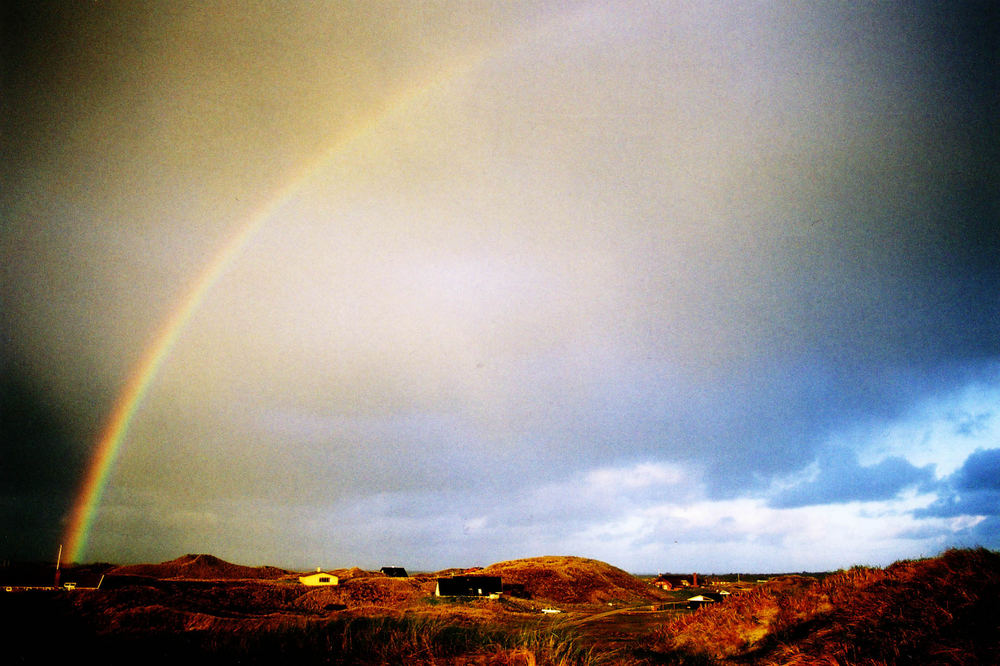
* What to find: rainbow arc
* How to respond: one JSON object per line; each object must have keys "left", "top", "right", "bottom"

{"left": 61, "top": 44, "right": 498, "bottom": 564}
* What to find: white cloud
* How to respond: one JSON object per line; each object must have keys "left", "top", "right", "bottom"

{"left": 853, "top": 382, "right": 1000, "bottom": 478}
{"left": 562, "top": 491, "right": 958, "bottom": 572}
{"left": 585, "top": 462, "right": 687, "bottom": 490}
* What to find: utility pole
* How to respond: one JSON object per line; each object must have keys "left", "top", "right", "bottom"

{"left": 54, "top": 544, "right": 62, "bottom": 588}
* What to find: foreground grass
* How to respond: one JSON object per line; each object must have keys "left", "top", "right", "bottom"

{"left": 197, "top": 615, "right": 644, "bottom": 665}
{"left": 4, "top": 604, "right": 630, "bottom": 665}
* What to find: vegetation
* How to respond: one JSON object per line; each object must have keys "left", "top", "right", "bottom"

{"left": 3, "top": 606, "right": 615, "bottom": 665}
{"left": 480, "top": 555, "right": 668, "bottom": 605}
{"left": 3, "top": 549, "right": 997, "bottom": 664}
{"left": 640, "top": 547, "right": 1000, "bottom": 664}
{"left": 109, "top": 553, "right": 289, "bottom": 580}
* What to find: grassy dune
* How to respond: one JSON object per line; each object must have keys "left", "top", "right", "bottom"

{"left": 3, "top": 549, "right": 997, "bottom": 664}
{"left": 640, "top": 547, "right": 1000, "bottom": 664}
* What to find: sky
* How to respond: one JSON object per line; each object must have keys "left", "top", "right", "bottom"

{"left": 2, "top": 1, "right": 997, "bottom": 574}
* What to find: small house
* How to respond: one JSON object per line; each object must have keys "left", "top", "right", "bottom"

{"left": 380, "top": 567, "right": 408, "bottom": 577}
{"left": 435, "top": 575, "right": 502, "bottom": 597}
{"left": 653, "top": 575, "right": 686, "bottom": 590}
{"left": 299, "top": 570, "right": 339, "bottom": 586}
{"left": 653, "top": 573, "right": 698, "bottom": 590}
{"left": 686, "top": 594, "right": 714, "bottom": 609}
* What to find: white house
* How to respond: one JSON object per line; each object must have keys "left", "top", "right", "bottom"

{"left": 299, "top": 570, "right": 339, "bottom": 586}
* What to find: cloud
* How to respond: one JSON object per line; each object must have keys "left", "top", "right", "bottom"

{"left": 487, "top": 461, "right": 948, "bottom": 572}
{"left": 953, "top": 448, "right": 1000, "bottom": 492}
{"left": 964, "top": 516, "right": 1000, "bottom": 549}
{"left": 769, "top": 448, "right": 935, "bottom": 509}
{"left": 843, "top": 380, "right": 1000, "bottom": 478}
{"left": 917, "top": 449, "right": 1000, "bottom": 529}
{"left": 2, "top": 1, "right": 997, "bottom": 569}
{"left": 0, "top": 369, "right": 88, "bottom": 559}
{"left": 951, "top": 410, "right": 994, "bottom": 437}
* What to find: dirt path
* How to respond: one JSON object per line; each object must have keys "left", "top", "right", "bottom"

{"left": 560, "top": 604, "right": 651, "bottom": 627}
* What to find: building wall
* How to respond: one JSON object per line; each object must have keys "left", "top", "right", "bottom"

{"left": 299, "top": 573, "right": 339, "bottom": 586}
{"left": 435, "top": 575, "right": 502, "bottom": 597}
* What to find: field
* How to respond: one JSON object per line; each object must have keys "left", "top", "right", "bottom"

{"left": 2, "top": 549, "right": 998, "bottom": 664}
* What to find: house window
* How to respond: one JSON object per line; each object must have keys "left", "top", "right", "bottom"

{"left": 319, "top": 577, "right": 330, "bottom": 583}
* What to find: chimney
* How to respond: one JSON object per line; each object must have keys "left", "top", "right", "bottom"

{"left": 692, "top": 573, "right": 698, "bottom": 587}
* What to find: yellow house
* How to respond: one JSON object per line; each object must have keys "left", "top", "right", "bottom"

{"left": 299, "top": 570, "right": 339, "bottom": 586}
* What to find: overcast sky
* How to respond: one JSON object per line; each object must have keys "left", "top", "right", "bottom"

{"left": 3, "top": 1, "right": 997, "bottom": 573}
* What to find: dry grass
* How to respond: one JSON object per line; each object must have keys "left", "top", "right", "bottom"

{"left": 109, "top": 553, "right": 289, "bottom": 580}
{"left": 640, "top": 548, "right": 1000, "bottom": 664}
{"left": 479, "top": 556, "right": 668, "bottom": 605}
{"left": 8, "top": 549, "right": 996, "bottom": 664}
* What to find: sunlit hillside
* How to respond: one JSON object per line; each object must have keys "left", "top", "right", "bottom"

{"left": 641, "top": 547, "right": 1000, "bottom": 664}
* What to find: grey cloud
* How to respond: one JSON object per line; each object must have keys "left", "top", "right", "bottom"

{"left": 0, "top": 369, "right": 89, "bottom": 560}
{"left": 3, "top": 1, "right": 997, "bottom": 569}
{"left": 770, "top": 448, "right": 935, "bottom": 509}
{"left": 952, "top": 411, "right": 994, "bottom": 437}
{"left": 917, "top": 448, "right": 1000, "bottom": 520}
{"left": 954, "top": 448, "right": 1000, "bottom": 492}
{"left": 965, "top": 516, "right": 1000, "bottom": 549}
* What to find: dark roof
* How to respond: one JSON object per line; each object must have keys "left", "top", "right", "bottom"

{"left": 436, "top": 575, "right": 502, "bottom": 596}
{"left": 380, "top": 567, "right": 408, "bottom": 577}
{"left": 654, "top": 574, "right": 693, "bottom": 585}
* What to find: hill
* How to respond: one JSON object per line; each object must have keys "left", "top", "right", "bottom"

{"left": 643, "top": 547, "right": 1000, "bottom": 664}
{"left": 5, "top": 549, "right": 997, "bottom": 664}
{"left": 109, "top": 553, "right": 289, "bottom": 580}
{"left": 479, "top": 555, "right": 667, "bottom": 605}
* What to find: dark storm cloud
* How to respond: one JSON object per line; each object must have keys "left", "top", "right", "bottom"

{"left": 0, "top": 369, "right": 88, "bottom": 560}
{"left": 954, "top": 448, "right": 1000, "bottom": 492}
{"left": 914, "top": 448, "right": 1000, "bottom": 550}
{"left": 770, "top": 447, "right": 936, "bottom": 509}
{"left": 918, "top": 448, "right": 1000, "bottom": 519}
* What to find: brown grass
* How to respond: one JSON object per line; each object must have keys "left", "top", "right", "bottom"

{"left": 641, "top": 548, "right": 1000, "bottom": 664}
{"left": 8, "top": 549, "right": 996, "bottom": 664}
{"left": 479, "top": 556, "right": 668, "bottom": 605}
{"left": 109, "top": 553, "right": 289, "bottom": 580}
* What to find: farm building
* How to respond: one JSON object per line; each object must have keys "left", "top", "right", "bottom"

{"left": 380, "top": 567, "right": 408, "bottom": 577}
{"left": 435, "top": 575, "right": 502, "bottom": 597}
{"left": 686, "top": 594, "right": 714, "bottom": 609}
{"left": 653, "top": 573, "right": 698, "bottom": 590}
{"left": 298, "top": 570, "right": 339, "bottom": 586}
{"left": 701, "top": 591, "right": 729, "bottom": 602}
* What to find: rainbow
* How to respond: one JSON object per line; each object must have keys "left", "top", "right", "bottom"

{"left": 60, "top": 43, "right": 504, "bottom": 564}
{"left": 61, "top": 211, "right": 268, "bottom": 563}
{"left": 61, "top": 7, "right": 596, "bottom": 563}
